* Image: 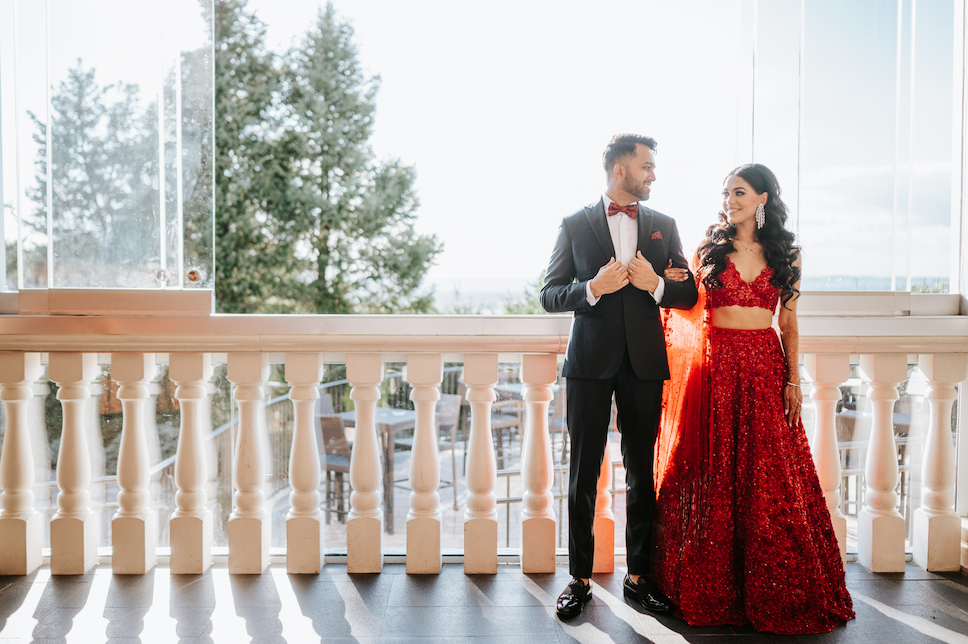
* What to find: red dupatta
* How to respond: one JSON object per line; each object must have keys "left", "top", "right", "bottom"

{"left": 655, "top": 269, "right": 712, "bottom": 491}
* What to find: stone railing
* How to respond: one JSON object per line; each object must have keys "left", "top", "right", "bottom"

{"left": 0, "top": 309, "right": 965, "bottom": 576}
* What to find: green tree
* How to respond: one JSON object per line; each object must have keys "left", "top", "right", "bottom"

{"left": 214, "top": 1, "right": 440, "bottom": 313}
{"left": 501, "top": 270, "right": 549, "bottom": 314}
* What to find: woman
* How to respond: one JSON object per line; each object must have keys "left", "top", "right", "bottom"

{"left": 652, "top": 164, "right": 854, "bottom": 634}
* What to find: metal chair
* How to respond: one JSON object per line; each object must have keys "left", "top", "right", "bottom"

{"left": 316, "top": 414, "right": 351, "bottom": 524}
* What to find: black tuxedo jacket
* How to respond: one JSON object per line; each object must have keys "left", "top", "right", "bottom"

{"left": 540, "top": 199, "right": 699, "bottom": 380}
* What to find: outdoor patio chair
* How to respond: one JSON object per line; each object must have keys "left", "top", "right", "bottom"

{"left": 316, "top": 414, "right": 351, "bottom": 524}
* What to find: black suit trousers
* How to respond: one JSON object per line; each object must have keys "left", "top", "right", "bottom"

{"left": 566, "top": 351, "right": 663, "bottom": 579}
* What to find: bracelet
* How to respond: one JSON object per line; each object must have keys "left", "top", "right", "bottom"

{"left": 786, "top": 382, "right": 800, "bottom": 387}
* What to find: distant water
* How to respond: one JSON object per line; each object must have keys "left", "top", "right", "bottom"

{"left": 428, "top": 275, "right": 950, "bottom": 314}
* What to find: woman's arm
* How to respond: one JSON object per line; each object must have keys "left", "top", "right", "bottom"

{"left": 777, "top": 252, "right": 802, "bottom": 427}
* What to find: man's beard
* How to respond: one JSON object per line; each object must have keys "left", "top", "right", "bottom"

{"left": 623, "top": 175, "right": 650, "bottom": 201}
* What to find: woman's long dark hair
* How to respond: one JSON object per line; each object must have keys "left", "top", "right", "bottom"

{"left": 696, "top": 163, "right": 801, "bottom": 308}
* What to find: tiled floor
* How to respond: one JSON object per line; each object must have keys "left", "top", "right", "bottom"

{"left": 0, "top": 562, "right": 965, "bottom": 643}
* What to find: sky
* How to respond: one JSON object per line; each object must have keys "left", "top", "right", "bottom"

{"left": 245, "top": 0, "right": 746, "bottom": 290}
{"left": 1, "top": 0, "right": 959, "bottom": 295}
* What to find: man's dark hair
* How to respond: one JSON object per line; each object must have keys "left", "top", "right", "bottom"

{"left": 602, "top": 134, "right": 657, "bottom": 174}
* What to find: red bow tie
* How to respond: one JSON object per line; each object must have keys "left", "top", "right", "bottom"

{"left": 607, "top": 202, "right": 638, "bottom": 220}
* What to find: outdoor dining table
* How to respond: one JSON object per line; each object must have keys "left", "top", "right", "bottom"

{"left": 337, "top": 407, "right": 416, "bottom": 534}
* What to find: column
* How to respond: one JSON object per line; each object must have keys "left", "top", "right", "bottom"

{"left": 406, "top": 353, "right": 442, "bottom": 574}
{"left": 111, "top": 353, "right": 158, "bottom": 574}
{"left": 592, "top": 439, "right": 614, "bottom": 573}
{"left": 169, "top": 353, "right": 214, "bottom": 574}
{"left": 285, "top": 353, "right": 324, "bottom": 574}
{"left": 0, "top": 352, "right": 44, "bottom": 575}
{"left": 463, "top": 353, "right": 498, "bottom": 574}
{"left": 521, "top": 353, "right": 557, "bottom": 573}
{"left": 857, "top": 354, "right": 908, "bottom": 572}
{"left": 49, "top": 352, "right": 100, "bottom": 575}
{"left": 347, "top": 353, "right": 384, "bottom": 573}
{"left": 227, "top": 353, "right": 270, "bottom": 574}
{"left": 803, "top": 354, "right": 850, "bottom": 564}
{"left": 913, "top": 354, "right": 966, "bottom": 571}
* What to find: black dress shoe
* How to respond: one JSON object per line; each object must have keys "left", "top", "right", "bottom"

{"left": 556, "top": 578, "right": 592, "bottom": 619}
{"left": 623, "top": 575, "right": 672, "bottom": 613}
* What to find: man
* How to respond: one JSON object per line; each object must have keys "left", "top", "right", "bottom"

{"left": 540, "top": 134, "right": 698, "bottom": 619}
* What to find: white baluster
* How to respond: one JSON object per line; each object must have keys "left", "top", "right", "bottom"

{"left": 463, "top": 353, "right": 498, "bottom": 574}
{"left": 285, "top": 353, "right": 324, "bottom": 574}
{"left": 804, "top": 354, "right": 850, "bottom": 564}
{"left": 857, "top": 354, "right": 908, "bottom": 572}
{"left": 406, "top": 353, "right": 442, "bottom": 574}
{"left": 49, "top": 352, "right": 100, "bottom": 575}
{"left": 227, "top": 353, "right": 270, "bottom": 574}
{"left": 913, "top": 355, "right": 966, "bottom": 571}
{"left": 169, "top": 353, "right": 214, "bottom": 574}
{"left": 111, "top": 353, "right": 158, "bottom": 574}
{"left": 592, "top": 438, "right": 614, "bottom": 574}
{"left": 521, "top": 353, "right": 557, "bottom": 573}
{"left": 347, "top": 353, "right": 384, "bottom": 573}
{"left": 0, "top": 352, "right": 44, "bottom": 575}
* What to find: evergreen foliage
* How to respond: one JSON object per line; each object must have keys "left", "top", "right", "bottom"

{"left": 214, "top": 0, "right": 440, "bottom": 313}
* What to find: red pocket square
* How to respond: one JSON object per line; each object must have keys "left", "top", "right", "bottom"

{"left": 651, "top": 231, "right": 663, "bottom": 240}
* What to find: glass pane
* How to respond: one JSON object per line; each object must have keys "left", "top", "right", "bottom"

{"left": 794, "top": 0, "right": 956, "bottom": 291}
{"left": 9, "top": 0, "right": 214, "bottom": 290}
{"left": 0, "top": 1, "right": 17, "bottom": 291}
{"left": 13, "top": 0, "right": 48, "bottom": 289}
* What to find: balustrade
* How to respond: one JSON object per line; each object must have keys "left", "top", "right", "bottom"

{"left": 406, "top": 353, "right": 443, "bottom": 574}
{"left": 111, "top": 353, "right": 158, "bottom": 574}
{"left": 48, "top": 353, "right": 99, "bottom": 574}
{"left": 0, "top": 315, "right": 962, "bottom": 578}
{"left": 227, "top": 353, "right": 271, "bottom": 574}
{"left": 0, "top": 352, "right": 43, "bottom": 575}
{"left": 463, "top": 353, "right": 499, "bottom": 574}
{"left": 520, "top": 353, "right": 557, "bottom": 573}
{"left": 169, "top": 353, "right": 215, "bottom": 574}
{"left": 284, "top": 352, "right": 324, "bottom": 574}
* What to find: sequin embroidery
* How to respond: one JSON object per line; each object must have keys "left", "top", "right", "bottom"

{"left": 707, "top": 256, "right": 779, "bottom": 312}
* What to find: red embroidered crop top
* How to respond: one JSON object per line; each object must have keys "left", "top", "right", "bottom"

{"left": 707, "top": 256, "right": 779, "bottom": 312}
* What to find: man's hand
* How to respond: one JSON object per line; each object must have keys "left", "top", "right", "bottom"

{"left": 628, "top": 251, "right": 660, "bottom": 293}
{"left": 589, "top": 257, "right": 629, "bottom": 297}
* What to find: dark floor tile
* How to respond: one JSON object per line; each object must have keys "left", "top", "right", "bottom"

{"left": 169, "top": 577, "right": 218, "bottom": 608}
{"left": 848, "top": 580, "right": 941, "bottom": 606}
{"left": 557, "top": 604, "right": 685, "bottom": 643}
{"left": 387, "top": 570, "right": 469, "bottom": 607}
{"left": 282, "top": 581, "right": 387, "bottom": 638}
{"left": 104, "top": 572, "right": 159, "bottom": 608}
{"left": 926, "top": 578, "right": 968, "bottom": 612}
{"left": 466, "top": 576, "right": 555, "bottom": 607}
{"left": 226, "top": 573, "right": 284, "bottom": 607}
{"left": 642, "top": 611, "right": 739, "bottom": 637}
{"left": 382, "top": 605, "right": 559, "bottom": 638}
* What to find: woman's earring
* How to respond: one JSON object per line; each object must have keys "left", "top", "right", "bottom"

{"left": 755, "top": 203, "right": 765, "bottom": 229}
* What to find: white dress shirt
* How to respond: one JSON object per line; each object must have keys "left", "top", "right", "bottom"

{"left": 585, "top": 193, "right": 665, "bottom": 306}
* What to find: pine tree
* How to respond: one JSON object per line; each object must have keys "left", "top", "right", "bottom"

{"left": 214, "top": 0, "right": 440, "bottom": 313}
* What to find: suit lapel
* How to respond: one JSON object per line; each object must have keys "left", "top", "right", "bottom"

{"left": 585, "top": 199, "right": 614, "bottom": 259}
{"left": 636, "top": 205, "right": 654, "bottom": 257}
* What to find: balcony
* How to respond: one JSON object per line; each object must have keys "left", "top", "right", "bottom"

{"left": 0, "top": 308, "right": 965, "bottom": 641}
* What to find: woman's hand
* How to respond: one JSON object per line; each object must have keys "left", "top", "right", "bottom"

{"left": 663, "top": 260, "right": 690, "bottom": 283}
{"left": 784, "top": 383, "right": 802, "bottom": 427}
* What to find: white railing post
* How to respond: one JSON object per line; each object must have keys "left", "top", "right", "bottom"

{"left": 593, "top": 438, "right": 614, "bottom": 574}
{"left": 169, "top": 353, "right": 214, "bottom": 574}
{"left": 463, "top": 353, "right": 498, "bottom": 574}
{"left": 0, "top": 352, "right": 44, "bottom": 575}
{"left": 521, "top": 353, "right": 557, "bottom": 573}
{"left": 857, "top": 354, "right": 908, "bottom": 572}
{"left": 227, "top": 352, "right": 270, "bottom": 574}
{"left": 49, "top": 352, "right": 100, "bottom": 575}
{"left": 111, "top": 353, "right": 158, "bottom": 574}
{"left": 285, "top": 352, "right": 324, "bottom": 574}
{"left": 406, "top": 353, "right": 443, "bottom": 574}
{"left": 347, "top": 353, "right": 384, "bottom": 573}
{"left": 913, "top": 354, "right": 966, "bottom": 571}
{"left": 803, "top": 353, "right": 850, "bottom": 564}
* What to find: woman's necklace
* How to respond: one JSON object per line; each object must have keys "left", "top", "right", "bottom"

{"left": 734, "top": 238, "right": 759, "bottom": 253}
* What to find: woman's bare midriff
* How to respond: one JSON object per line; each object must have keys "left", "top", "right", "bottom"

{"left": 710, "top": 305, "right": 774, "bottom": 330}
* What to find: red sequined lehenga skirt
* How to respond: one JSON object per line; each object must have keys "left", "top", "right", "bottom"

{"left": 653, "top": 326, "right": 854, "bottom": 634}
